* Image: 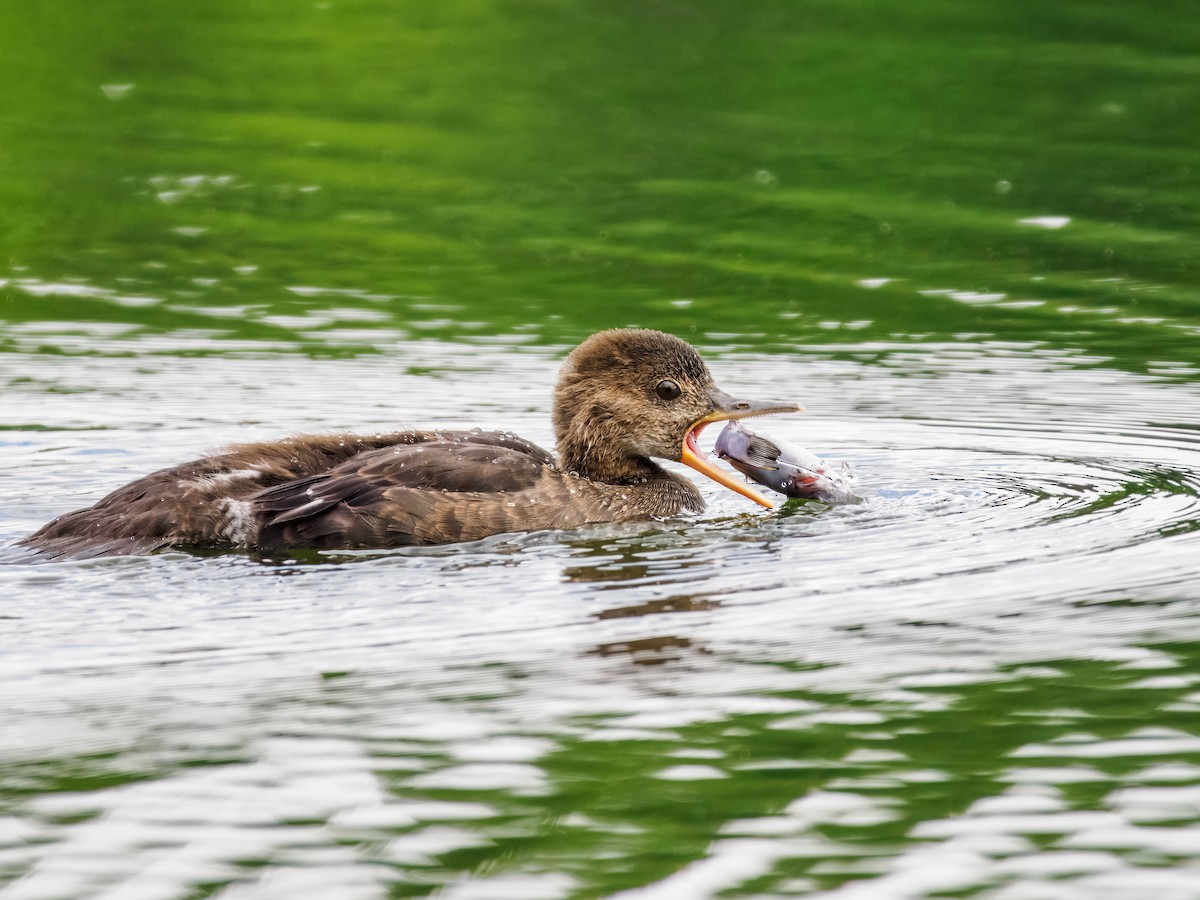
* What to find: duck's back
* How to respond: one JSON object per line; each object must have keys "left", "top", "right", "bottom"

{"left": 19, "top": 430, "right": 691, "bottom": 559}
{"left": 251, "top": 430, "right": 594, "bottom": 550}
{"left": 20, "top": 432, "right": 425, "bottom": 558}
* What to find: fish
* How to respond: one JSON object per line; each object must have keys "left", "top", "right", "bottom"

{"left": 714, "top": 420, "right": 863, "bottom": 505}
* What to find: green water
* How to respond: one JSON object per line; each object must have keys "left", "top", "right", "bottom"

{"left": 3, "top": 0, "right": 1198, "bottom": 363}
{"left": 3, "top": 2, "right": 1200, "bottom": 899}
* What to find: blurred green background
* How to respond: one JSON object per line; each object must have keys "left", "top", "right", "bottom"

{"left": 2, "top": 0, "right": 1198, "bottom": 368}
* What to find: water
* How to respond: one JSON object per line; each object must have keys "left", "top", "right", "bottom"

{"left": 3, "top": 1, "right": 1200, "bottom": 898}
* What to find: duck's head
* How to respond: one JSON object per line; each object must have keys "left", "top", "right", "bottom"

{"left": 552, "top": 328, "right": 802, "bottom": 507}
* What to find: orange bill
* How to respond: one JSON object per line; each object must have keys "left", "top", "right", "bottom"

{"left": 679, "top": 389, "right": 804, "bottom": 509}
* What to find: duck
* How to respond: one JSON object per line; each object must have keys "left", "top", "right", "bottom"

{"left": 20, "top": 329, "right": 802, "bottom": 559}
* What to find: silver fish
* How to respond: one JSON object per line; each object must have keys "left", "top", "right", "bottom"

{"left": 714, "top": 420, "right": 863, "bottom": 505}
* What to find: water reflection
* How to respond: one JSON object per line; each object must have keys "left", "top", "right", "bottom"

{"left": 589, "top": 635, "right": 703, "bottom": 665}
{"left": 562, "top": 533, "right": 734, "bottom": 590}
{"left": 2, "top": 344, "right": 1200, "bottom": 898}
{"left": 593, "top": 595, "right": 721, "bottom": 620}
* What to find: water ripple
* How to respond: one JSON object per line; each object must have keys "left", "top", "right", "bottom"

{"left": 2, "top": 343, "right": 1200, "bottom": 899}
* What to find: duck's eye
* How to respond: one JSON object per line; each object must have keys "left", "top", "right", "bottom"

{"left": 655, "top": 379, "right": 682, "bottom": 401}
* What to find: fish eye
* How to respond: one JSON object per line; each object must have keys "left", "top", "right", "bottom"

{"left": 655, "top": 379, "right": 682, "bottom": 401}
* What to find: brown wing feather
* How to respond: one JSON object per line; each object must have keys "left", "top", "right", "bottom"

{"left": 253, "top": 436, "right": 556, "bottom": 550}
{"left": 20, "top": 459, "right": 270, "bottom": 559}
{"left": 21, "top": 430, "right": 549, "bottom": 558}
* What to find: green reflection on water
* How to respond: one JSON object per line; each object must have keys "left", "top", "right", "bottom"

{"left": 7, "top": 642, "right": 1198, "bottom": 897}
{"left": 418, "top": 645, "right": 1200, "bottom": 896}
{"left": 1, "top": 0, "right": 1198, "bottom": 368}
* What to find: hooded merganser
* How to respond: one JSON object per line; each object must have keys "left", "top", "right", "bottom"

{"left": 21, "top": 329, "right": 801, "bottom": 558}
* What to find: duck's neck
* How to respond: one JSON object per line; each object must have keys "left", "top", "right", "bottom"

{"left": 552, "top": 386, "right": 705, "bottom": 510}
{"left": 555, "top": 429, "right": 663, "bottom": 485}
{"left": 564, "top": 448, "right": 704, "bottom": 514}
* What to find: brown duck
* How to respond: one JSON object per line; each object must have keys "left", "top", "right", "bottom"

{"left": 21, "top": 329, "right": 801, "bottom": 558}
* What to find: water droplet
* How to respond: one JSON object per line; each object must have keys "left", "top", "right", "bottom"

{"left": 1018, "top": 216, "right": 1070, "bottom": 230}
{"left": 100, "top": 83, "right": 134, "bottom": 101}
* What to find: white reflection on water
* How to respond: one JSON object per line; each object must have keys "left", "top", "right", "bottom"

{"left": 1, "top": 340, "right": 1199, "bottom": 899}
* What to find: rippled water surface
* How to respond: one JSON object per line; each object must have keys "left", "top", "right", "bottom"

{"left": 3, "top": 1, "right": 1200, "bottom": 898}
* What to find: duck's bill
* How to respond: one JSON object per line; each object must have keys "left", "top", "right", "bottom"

{"left": 680, "top": 388, "right": 804, "bottom": 509}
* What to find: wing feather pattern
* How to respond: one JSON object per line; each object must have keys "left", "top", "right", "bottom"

{"left": 20, "top": 428, "right": 695, "bottom": 558}
{"left": 253, "top": 433, "right": 560, "bottom": 550}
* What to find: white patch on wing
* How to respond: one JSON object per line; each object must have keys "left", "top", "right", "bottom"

{"left": 217, "top": 498, "right": 256, "bottom": 545}
{"left": 207, "top": 468, "right": 264, "bottom": 487}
